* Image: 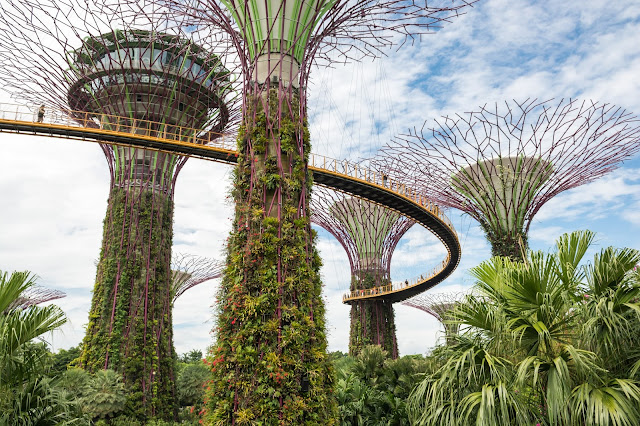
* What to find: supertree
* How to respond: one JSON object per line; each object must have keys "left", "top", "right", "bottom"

{"left": 402, "top": 292, "right": 462, "bottom": 345}
{"left": 2, "top": 286, "right": 66, "bottom": 313}
{"left": 117, "top": 0, "right": 477, "bottom": 422}
{"left": 311, "top": 186, "right": 414, "bottom": 358}
{"left": 0, "top": 0, "right": 239, "bottom": 418}
{"left": 380, "top": 99, "right": 640, "bottom": 259}
{"left": 170, "top": 253, "right": 225, "bottom": 301}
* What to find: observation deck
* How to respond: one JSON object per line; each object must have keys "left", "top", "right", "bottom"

{"left": 0, "top": 103, "right": 461, "bottom": 304}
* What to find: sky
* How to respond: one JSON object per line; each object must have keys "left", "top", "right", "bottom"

{"left": 1, "top": 0, "right": 640, "bottom": 357}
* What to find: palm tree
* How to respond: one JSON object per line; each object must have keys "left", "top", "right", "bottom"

{"left": 0, "top": 270, "right": 84, "bottom": 425}
{"left": 408, "top": 231, "right": 640, "bottom": 426}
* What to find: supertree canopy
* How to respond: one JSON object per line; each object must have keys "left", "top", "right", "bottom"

{"left": 0, "top": 0, "right": 239, "bottom": 419}
{"left": 170, "top": 253, "right": 224, "bottom": 302}
{"left": 123, "top": 0, "right": 476, "bottom": 423}
{"left": 380, "top": 99, "right": 640, "bottom": 259}
{"left": 2, "top": 286, "right": 66, "bottom": 313}
{"left": 311, "top": 186, "right": 414, "bottom": 358}
{"left": 402, "top": 292, "right": 462, "bottom": 345}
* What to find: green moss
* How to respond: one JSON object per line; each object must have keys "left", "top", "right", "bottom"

{"left": 204, "top": 89, "right": 337, "bottom": 424}
{"left": 78, "top": 187, "right": 177, "bottom": 420}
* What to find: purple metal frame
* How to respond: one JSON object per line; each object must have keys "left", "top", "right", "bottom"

{"left": 378, "top": 99, "right": 640, "bottom": 242}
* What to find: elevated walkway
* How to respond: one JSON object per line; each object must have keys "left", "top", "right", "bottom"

{"left": 0, "top": 103, "right": 461, "bottom": 304}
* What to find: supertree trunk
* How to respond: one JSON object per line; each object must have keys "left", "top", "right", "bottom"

{"left": 481, "top": 222, "right": 527, "bottom": 260}
{"left": 311, "top": 188, "right": 413, "bottom": 360}
{"left": 349, "top": 299, "right": 398, "bottom": 359}
{"left": 348, "top": 270, "right": 398, "bottom": 358}
{"left": 81, "top": 184, "right": 176, "bottom": 419}
{"left": 206, "top": 85, "right": 336, "bottom": 424}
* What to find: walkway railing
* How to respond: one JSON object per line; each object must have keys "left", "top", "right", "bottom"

{"left": 0, "top": 102, "right": 460, "bottom": 303}
{"left": 308, "top": 153, "right": 454, "bottom": 231}
{"left": 342, "top": 254, "right": 451, "bottom": 302}
{"left": 0, "top": 102, "right": 237, "bottom": 151}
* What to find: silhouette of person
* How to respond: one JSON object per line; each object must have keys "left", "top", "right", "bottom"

{"left": 37, "top": 105, "right": 45, "bottom": 123}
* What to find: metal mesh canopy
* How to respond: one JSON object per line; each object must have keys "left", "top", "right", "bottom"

{"left": 3, "top": 286, "right": 66, "bottom": 313}
{"left": 402, "top": 291, "right": 463, "bottom": 344}
{"left": 402, "top": 292, "right": 463, "bottom": 322}
{"left": 311, "top": 186, "right": 414, "bottom": 286}
{"left": 0, "top": 0, "right": 241, "bottom": 196}
{"left": 0, "top": 0, "right": 241, "bottom": 129}
{"left": 379, "top": 98, "right": 640, "bottom": 255}
{"left": 67, "top": 29, "right": 233, "bottom": 134}
{"left": 170, "top": 253, "right": 225, "bottom": 301}
{"left": 125, "top": 0, "right": 477, "bottom": 89}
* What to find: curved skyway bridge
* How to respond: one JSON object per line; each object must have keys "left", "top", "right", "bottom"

{"left": 0, "top": 103, "right": 461, "bottom": 304}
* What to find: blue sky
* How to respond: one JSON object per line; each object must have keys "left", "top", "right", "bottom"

{"left": 1, "top": 0, "right": 639, "bottom": 356}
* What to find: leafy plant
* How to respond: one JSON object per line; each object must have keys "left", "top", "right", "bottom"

{"left": 334, "top": 346, "right": 431, "bottom": 425}
{"left": 408, "top": 231, "right": 640, "bottom": 426}
{"left": 0, "top": 270, "right": 85, "bottom": 425}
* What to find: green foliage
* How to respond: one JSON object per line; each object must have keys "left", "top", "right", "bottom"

{"left": 204, "top": 88, "right": 336, "bottom": 424}
{"left": 77, "top": 187, "right": 177, "bottom": 420}
{"left": 102, "top": 416, "right": 200, "bottom": 426}
{"left": 57, "top": 367, "right": 92, "bottom": 395}
{"left": 179, "top": 349, "right": 203, "bottom": 364}
{"left": 408, "top": 230, "right": 640, "bottom": 426}
{"left": 49, "top": 345, "right": 82, "bottom": 377}
{"left": 2, "top": 376, "right": 88, "bottom": 426}
{"left": 334, "top": 345, "right": 431, "bottom": 425}
{"left": 58, "top": 368, "right": 129, "bottom": 422}
{"left": 83, "top": 369, "right": 128, "bottom": 420}
{"left": 0, "top": 270, "right": 86, "bottom": 425}
{"left": 177, "top": 363, "right": 210, "bottom": 407}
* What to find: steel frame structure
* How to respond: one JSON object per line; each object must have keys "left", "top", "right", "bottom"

{"left": 0, "top": 0, "right": 240, "bottom": 419}
{"left": 129, "top": 0, "right": 476, "bottom": 422}
{"left": 402, "top": 292, "right": 463, "bottom": 345}
{"left": 171, "top": 253, "right": 225, "bottom": 302}
{"left": 3, "top": 286, "right": 66, "bottom": 313}
{"left": 312, "top": 186, "right": 414, "bottom": 358}
{"left": 380, "top": 98, "right": 640, "bottom": 259}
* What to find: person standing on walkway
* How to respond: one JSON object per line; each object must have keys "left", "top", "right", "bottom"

{"left": 37, "top": 105, "right": 45, "bottom": 123}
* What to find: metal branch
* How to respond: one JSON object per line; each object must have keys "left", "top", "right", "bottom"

{"left": 311, "top": 185, "right": 414, "bottom": 288}
{"left": 4, "top": 286, "right": 66, "bottom": 312}
{"left": 377, "top": 99, "right": 640, "bottom": 256}
{"left": 402, "top": 292, "right": 464, "bottom": 321}
{"left": 171, "top": 253, "right": 224, "bottom": 301}
{"left": 402, "top": 291, "right": 463, "bottom": 344}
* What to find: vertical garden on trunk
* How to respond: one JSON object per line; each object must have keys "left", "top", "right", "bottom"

{"left": 79, "top": 186, "right": 176, "bottom": 418}
{"left": 205, "top": 89, "right": 336, "bottom": 423}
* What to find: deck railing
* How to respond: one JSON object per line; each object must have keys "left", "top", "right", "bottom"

{"left": 0, "top": 102, "right": 237, "bottom": 151}
{"left": 341, "top": 254, "right": 452, "bottom": 302}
